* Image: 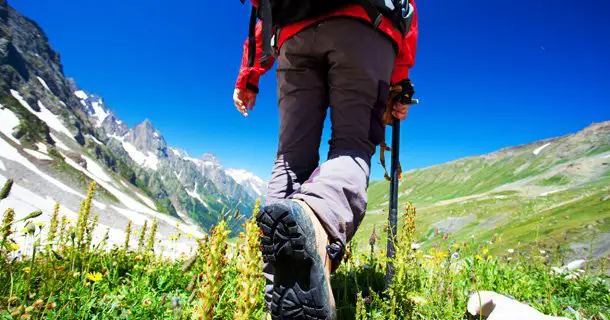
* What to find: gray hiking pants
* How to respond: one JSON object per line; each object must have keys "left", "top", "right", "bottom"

{"left": 266, "top": 18, "right": 396, "bottom": 244}
{"left": 263, "top": 18, "right": 396, "bottom": 301}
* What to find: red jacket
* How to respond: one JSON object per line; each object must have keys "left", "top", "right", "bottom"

{"left": 236, "top": 1, "right": 418, "bottom": 92}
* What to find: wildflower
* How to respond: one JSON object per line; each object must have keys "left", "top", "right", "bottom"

{"left": 86, "top": 272, "right": 103, "bottom": 282}
{"left": 137, "top": 221, "right": 148, "bottom": 252}
{"left": 435, "top": 250, "right": 448, "bottom": 261}
{"left": 47, "top": 202, "right": 60, "bottom": 242}
{"left": 123, "top": 220, "right": 132, "bottom": 250}
{"left": 142, "top": 299, "right": 152, "bottom": 307}
{"left": 409, "top": 295, "right": 428, "bottom": 305}
{"left": 186, "top": 233, "right": 194, "bottom": 239}
{"left": 507, "top": 248, "right": 515, "bottom": 254}
{"left": 411, "top": 243, "right": 421, "bottom": 250}
{"left": 34, "top": 221, "right": 45, "bottom": 227}
{"left": 22, "top": 267, "right": 31, "bottom": 274}
{"left": 481, "top": 247, "right": 490, "bottom": 255}
{"left": 452, "top": 243, "right": 460, "bottom": 249}
{"left": 476, "top": 255, "right": 484, "bottom": 261}
{"left": 33, "top": 299, "right": 44, "bottom": 309}
{"left": 540, "top": 250, "right": 546, "bottom": 255}
{"left": 25, "top": 306, "right": 34, "bottom": 313}
{"left": 45, "top": 302, "right": 56, "bottom": 310}
{"left": 10, "top": 243, "right": 20, "bottom": 251}
{"left": 452, "top": 252, "right": 460, "bottom": 259}
{"left": 169, "top": 234, "right": 179, "bottom": 241}
{"left": 146, "top": 218, "right": 157, "bottom": 252}
{"left": 8, "top": 296, "right": 19, "bottom": 306}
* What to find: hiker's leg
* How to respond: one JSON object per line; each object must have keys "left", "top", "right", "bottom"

{"left": 265, "top": 31, "right": 328, "bottom": 204}
{"left": 263, "top": 26, "right": 328, "bottom": 308}
{"left": 293, "top": 19, "right": 396, "bottom": 245}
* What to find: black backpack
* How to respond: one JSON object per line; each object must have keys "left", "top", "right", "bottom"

{"left": 241, "top": 0, "right": 415, "bottom": 67}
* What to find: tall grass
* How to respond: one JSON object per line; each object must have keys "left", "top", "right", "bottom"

{"left": 0, "top": 179, "right": 608, "bottom": 319}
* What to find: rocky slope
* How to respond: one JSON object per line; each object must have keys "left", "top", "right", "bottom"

{"left": 0, "top": 0, "right": 265, "bottom": 247}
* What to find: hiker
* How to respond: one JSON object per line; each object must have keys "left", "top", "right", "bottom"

{"left": 233, "top": 1, "right": 418, "bottom": 318}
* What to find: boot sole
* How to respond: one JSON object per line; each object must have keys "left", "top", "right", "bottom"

{"left": 257, "top": 201, "right": 332, "bottom": 320}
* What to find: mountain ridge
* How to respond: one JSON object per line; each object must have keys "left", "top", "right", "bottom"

{"left": 0, "top": 0, "right": 265, "bottom": 241}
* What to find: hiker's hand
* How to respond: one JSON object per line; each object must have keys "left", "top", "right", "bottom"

{"left": 233, "top": 88, "right": 257, "bottom": 117}
{"left": 392, "top": 102, "right": 411, "bottom": 120}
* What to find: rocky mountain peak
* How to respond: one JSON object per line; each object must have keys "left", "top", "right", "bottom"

{"left": 124, "top": 119, "right": 166, "bottom": 154}
{"left": 199, "top": 153, "right": 221, "bottom": 168}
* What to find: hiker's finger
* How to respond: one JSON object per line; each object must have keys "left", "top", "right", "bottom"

{"left": 246, "top": 94, "right": 257, "bottom": 110}
{"left": 393, "top": 103, "right": 410, "bottom": 113}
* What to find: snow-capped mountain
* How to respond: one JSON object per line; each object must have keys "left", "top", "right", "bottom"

{"left": 226, "top": 168, "right": 267, "bottom": 199}
{"left": 0, "top": 1, "right": 264, "bottom": 236}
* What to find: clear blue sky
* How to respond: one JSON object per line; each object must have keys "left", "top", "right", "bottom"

{"left": 10, "top": 0, "right": 610, "bottom": 180}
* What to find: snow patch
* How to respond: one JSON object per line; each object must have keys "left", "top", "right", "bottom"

{"left": 540, "top": 189, "right": 566, "bottom": 197}
{"left": 88, "top": 135, "right": 104, "bottom": 146}
{"left": 0, "top": 137, "right": 85, "bottom": 199}
{"left": 82, "top": 155, "right": 113, "bottom": 183}
{"left": 533, "top": 143, "right": 551, "bottom": 156}
{"left": 171, "top": 148, "right": 181, "bottom": 157}
{"left": 0, "top": 159, "right": 5, "bottom": 171}
{"left": 184, "top": 157, "right": 202, "bottom": 166}
{"left": 74, "top": 90, "right": 88, "bottom": 100}
{"left": 35, "top": 142, "right": 48, "bottom": 154}
{"left": 0, "top": 105, "right": 21, "bottom": 145}
{"left": 174, "top": 170, "right": 182, "bottom": 180}
{"left": 0, "top": 176, "right": 78, "bottom": 222}
{"left": 37, "top": 76, "right": 51, "bottom": 92}
{"left": 63, "top": 154, "right": 157, "bottom": 214}
{"left": 10, "top": 90, "right": 75, "bottom": 141}
{"left": 23, "top": 148, "right": 52, "bottom": 161}
{"left": 135, "top": 192, "right": 156, "bottom": 209}
{"left": 185, "top": 182, "right": 209, "bottom": 209}
{"left": 50, "top": 134, "right": 73, "bottom": 152}
{"left": 90, "top": 100, "right": 109, "bottom": 127}
{"left": 120, "top": 140, "right": 159, "bottom": 171}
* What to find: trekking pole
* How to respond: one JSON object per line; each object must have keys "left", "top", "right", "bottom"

{"left": 385, "top": 94, "right": 418, "bottom": 289}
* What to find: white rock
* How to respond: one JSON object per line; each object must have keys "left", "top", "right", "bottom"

{"left": 467, "top": 291, "right": 569, "bottom": 320}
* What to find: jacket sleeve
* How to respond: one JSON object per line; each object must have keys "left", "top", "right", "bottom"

{"left": 235, "top": 20, "right": 276, "bottom": 93}
{"left": 391, "top": 0, "right": 418, "bottom": 85}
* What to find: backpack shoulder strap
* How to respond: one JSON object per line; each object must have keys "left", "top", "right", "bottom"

{"left": 355, "top": 0, "right": 383, "bottom": 29}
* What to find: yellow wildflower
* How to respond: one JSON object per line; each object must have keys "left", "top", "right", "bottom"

{"left": 481, "top": 248, "right": 490, "bottom": 255}
{"left": 476, "top": 255, "right": 484, "bottom": 261}
{"left": 23, "top": 267, "right": 31, "bottom": 274}
{"left": 34, "top": 221, "right": 45, "bottom": 227}
{"left": 409, "top": 295, "right": 428, "bottom": 305}
{"left": 169, "top": 235, "right": 178, "bottom": 241}
{"left": 186, "top": 233, "right": 194, "bottom": 239}
{"left": 10, "top": 243, "right": 20, "bottom": 251}
{"left": 435, "top": 250, "right": 448, "bottom": 261}
{"left": 86, "top": 272, "right": 103, "bottom": 282}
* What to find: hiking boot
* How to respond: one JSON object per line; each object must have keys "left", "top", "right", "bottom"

{"left": 257, "top": 199, "right": 335, "bottom": 320}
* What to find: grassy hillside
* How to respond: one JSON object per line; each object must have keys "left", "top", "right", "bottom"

{"left": 359, "top": 122, "right": 610, "bottom": 259}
